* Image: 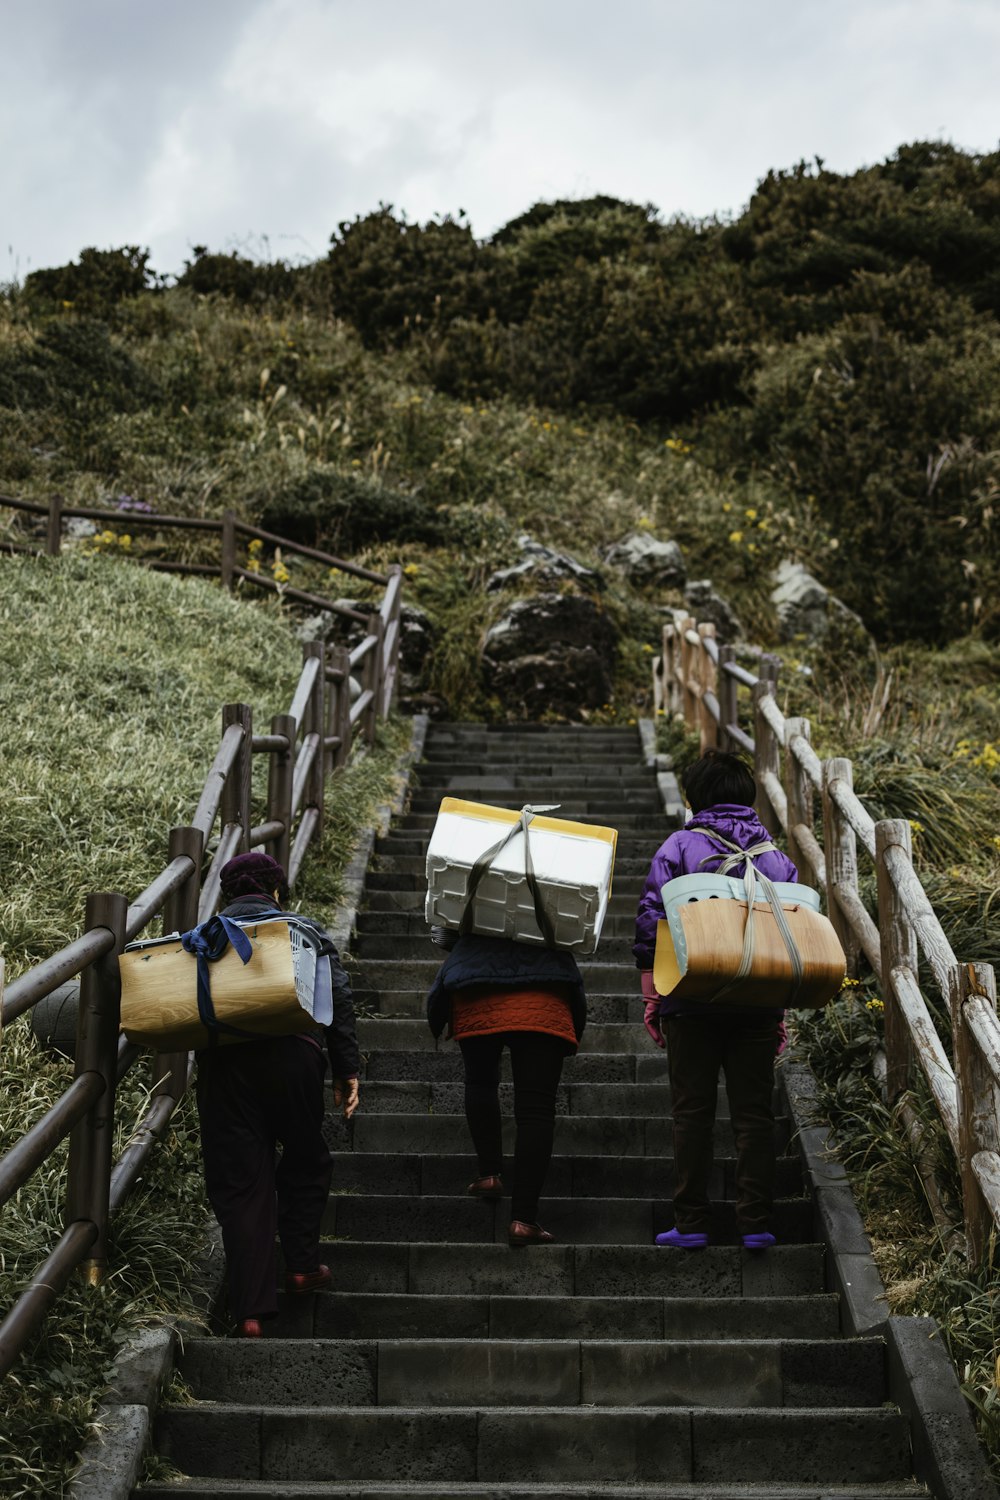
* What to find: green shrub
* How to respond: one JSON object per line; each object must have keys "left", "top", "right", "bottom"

{"left": 23, "top": 246, "right": 158, "bottom": 317}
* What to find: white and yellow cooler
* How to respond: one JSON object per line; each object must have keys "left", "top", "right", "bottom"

{"left": 425, "top": 798, "right": 617, "bottom": 954}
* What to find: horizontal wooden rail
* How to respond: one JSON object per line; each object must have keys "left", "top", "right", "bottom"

{"left": 192, "top": 724, "right": 245, "bottom": 839}
{"left": 349, "top": 634, "right": 378, "bottom": 669}
{"left": 0, "top": 1220, "right": 98, "bottom": 1379}
{"left": 125, "top": 856, "right": 196, "bottom": 943}
{"left": 1, "top": 929, "right": 115, "bottom": 1025}
{"left": 231, "top": 566, "right": 367, "bottom": 623}
{"left": 0, "top": 1073, "right": 104, "bottom": 1209}
{"left": 289, "top": 657, "right": 321, "bottom": 729}
{"left": 350, "top": 688, "right": 375, "bottom": 724}
{"left": 235, "top": 519, "right": 389, "bottom": 585}
{"left": 882, "top": 843, "right": 958, "bottom": 996}
{"left": 290, "top": 733, "right": 320, "bottom": 819}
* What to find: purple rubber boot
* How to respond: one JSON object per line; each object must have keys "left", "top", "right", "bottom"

{"left": 741, "top": 1232, "right": 776, "bottom": 1250}
{"left": 655, "top": 1228, "right": 709, "bottom": 1249}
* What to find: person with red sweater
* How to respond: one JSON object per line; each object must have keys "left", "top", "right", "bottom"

{"left": 633, "top": 750, "right": 797, "bottom": 1250}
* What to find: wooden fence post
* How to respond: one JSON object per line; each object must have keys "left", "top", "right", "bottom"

{"left": 221, "top": 702, "right": 253, "bottom": 853}
{"left": 362, "top": 612, "right": 383, "bottom": 744}
{"left": 153, "top": 825, "right": 202, "bottom": 1103}
{"left": 876, "top": 818, "right": 917, "bottom": 1105}
{"left": 46, "top": 495, "right": 63, "bottom": 556}
{"left": 784, "top": 716, "right": 812, "bottom": 877}
{"left": 697, "top": 623, "right": 718, "bottom": 751}
{"left": 65, "top": 891, "right": 128, "bottom": 1284}
{"left": 679, "top": 617, "right": 698, "bottom": 731}
{"left": 267, "top": 713, "right": 295, "bottom": 871}
{"left": 330, "top": 645, "right": 352, "bottom": 770}
{"left": 303, "top": 641, "right": 326, "bottom": 836}
{"left": 823, "top": 757, "right": 862, "bottom": 976}
{"left": 752, "top": 679, "right": 781, "bottom": 835}
{"left": 950, "top": 962, "right": 1000, "bottom": 1266}
{"left": 221, "top": 510, "right": 237, "bottom": 590}
{"left": 717, "top": 642, "right": 737, "bottom": 752}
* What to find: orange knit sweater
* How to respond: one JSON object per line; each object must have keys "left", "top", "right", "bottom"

{"left": 451, "top": 985, "right": 577, "bottom": 1049}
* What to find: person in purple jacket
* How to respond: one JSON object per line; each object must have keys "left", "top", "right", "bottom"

{"left": 633, "top": 749, "right": 797, "bottom": 1251}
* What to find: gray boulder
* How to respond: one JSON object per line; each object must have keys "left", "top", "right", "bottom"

{"left": 683, "top": 579, "right": 744, "bottom": 641}
{"left": 482, "top": 593, "right": 618, "bottom": 719}
{"left": 487, "top": 536, "right": 603, "bottom": 594}
{"left": 771, "top": 560, "right": 871, "bottom": 652}
{"left": 604, "top": 532, "right": 686, "bottom": 589}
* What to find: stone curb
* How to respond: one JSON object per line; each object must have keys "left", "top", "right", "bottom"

{"left": 780, "top": 1058, "right": 998, "bottom": 1500}
{"left": 66, "top": 714, "right": 430, "bottom": 1497}
{"left": 637, "top": 718, "right": 684, "bottom": 824}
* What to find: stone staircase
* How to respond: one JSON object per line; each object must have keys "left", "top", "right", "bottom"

{"left": 138, "top": 722, "right": 927, "bottom": 1499}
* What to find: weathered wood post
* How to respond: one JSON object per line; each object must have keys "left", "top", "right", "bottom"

{"left": 153, "top": 826, "right": 203, "bottom": 1104}
{"left": 697, "top": 623, "right": 718, "bottom": 751}
{"left": 875, "top": 818, "right": 917, "bottom": 1105}
{"left": 46, "top": 495, "right": 64, "bottom": 556}
{"left": 302, "top": 640, "right": 327, "bottom": 836}
{"left": 783, "top": 716, "right": 812, "bottom": 878}
{"left": 717, "top": 642, "right": 738, "bottom": 752}
{"left": 65, "top": 891, "right": 128, "bottom": 1283}
{"left": 679, "top": 617, "right": 698, "bottom": 732}
{"left": 266, "top": 713, "right": 295, "bottom": 871}
{"left": 362, "top": 612, "right": 384, "bottom": 744}
{"left": 752, "top": 678, "right": 781, "bottom": 835}
{"left": 330, "top": 644, "right": 353, "bottom": 770}
{"left": 220, "top": 510, "right": 237, "bottom": 591}
{"left": 822, "top": 757, "right": 862, "bottom": 976}
{"left": 221, "top": 702, "right": 253, "bottom": 853}
{"left": 950, "top": 962, "right": 1000, "bottom": 1265}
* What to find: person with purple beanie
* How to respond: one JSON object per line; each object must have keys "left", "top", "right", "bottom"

{"left": 633, "top": 750, "right": 797, "bottom": 1251}
{"left": 194, "top": 852, "right": 360, "bottom": 1336}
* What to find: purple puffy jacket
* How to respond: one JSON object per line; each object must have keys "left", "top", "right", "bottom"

{"left": 633, "top": 803, "right": 798, "bottom": 1016}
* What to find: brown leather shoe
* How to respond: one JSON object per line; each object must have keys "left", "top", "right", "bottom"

{"left": 467, "top": 1174, "right": 504, "bottom": 1200}
{"left": 508, "top": 1219, "right": 555, "bottom": 1247}
{"left": 285, "top": 1264, "right": 332, "bottom": 1294}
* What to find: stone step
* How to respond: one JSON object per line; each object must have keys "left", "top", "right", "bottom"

{"left": 266, "top": 1290, "right": 837, "bottom": 1343}
{"left": 375, "top": 835, "right": 659, "bottom": 858}
{"left": 320, "top": 1194, "right": 813, "bottom": 1246}
{"left": 305, "top": 1240, "right": 825, "bottom": 1297}
{"left": 403, "top": 804, "right": 663, "bottom": 823}
{"left": 327, "top": 1150, "right": 805, "bottom": 1201}
{"left": 139, "top": 1483, "right": 928, "bottom": 1500}
{"left": 151, "top": 1404, "right": 910, "bottom": 1486}
{"left": 356, "top": 909, "right": 643, "bottom": 939}
{"left": 343, "top": 1079, "right": 774, "bottom": 1120}
{"left": 342, "top": 1112, "right": 792, "bottom": 1158}
{"left": 360, "top": 1044, "right": 671, "bottom": 1080}
{"left": 367, "top": 855, "right": 654, "bottom": 881}
{"left": 178, "top": 1335, "right": 886, "bottom": 1409}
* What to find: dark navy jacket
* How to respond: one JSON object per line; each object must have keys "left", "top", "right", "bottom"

{"left": 426, "top": 933, "right": 587, "bottom": 1042}
{"left": 221, "top": 895, "right": 360, "bottom": 1079}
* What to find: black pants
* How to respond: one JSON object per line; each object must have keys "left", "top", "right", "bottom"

{"left": 664, "top": 1013, "right": 779, "bottom": 1236}
{"left": 195, "top": 1035, "right": 332, "bottom": 1321}
{"left": 459, "top": 1032, "right": 567, "bottom": 1224}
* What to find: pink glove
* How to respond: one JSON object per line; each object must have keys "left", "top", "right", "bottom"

{"left": 641, "top": 972, "right": 665, "bottom": 1049}
{"left": 776, "top": 1019, "right": 788, "bottom": 1057}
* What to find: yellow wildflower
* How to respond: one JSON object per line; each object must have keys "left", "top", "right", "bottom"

{"left": 908, "top": 820, "right": 924, "bottom": 835}
{"left": 721, "top": 502, "right": 732, "bottom": 512}
{"left": 729, "top": 530, "right": 743, "bottom": 545}
{"left": 745, "top": 507, "right": 758, "bottom": 520}
{"left": 403, "top": 563, "right": 420, "bottom": 577}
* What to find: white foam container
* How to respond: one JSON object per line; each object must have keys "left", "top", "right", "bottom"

{"left": 425, "top": 798, "right": 617, "bottom": 954}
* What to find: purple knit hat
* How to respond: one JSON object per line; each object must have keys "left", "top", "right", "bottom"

{"left": 219, "top": 852, "right": 289, "bottom": 904}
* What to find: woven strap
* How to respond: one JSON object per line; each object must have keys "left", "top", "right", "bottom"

{"left": 180, "top": 914, "right": 258, "bottom": 1046}
{"left": 689, "top": 828, "right": 803, "bottom": 1003}
{"left": 459, "top": 804, "right": 560, "bottom": 947}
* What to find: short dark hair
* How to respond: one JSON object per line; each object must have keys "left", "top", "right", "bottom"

{"left": 682, "top": 749, "right": 757, "bottom": 813}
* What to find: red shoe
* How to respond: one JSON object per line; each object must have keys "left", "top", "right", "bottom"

{"left": 285, "top": 1264, "right": 332, "bottom": 1294}
{"left": 508, "top": 1220, "right": 555, "bottom": 1247}
{"left": 236, "top": 1318, "right": 263, "bottom": 1338}
{"left": 467, "top": 1174, "right": 504, "bottom": 1200}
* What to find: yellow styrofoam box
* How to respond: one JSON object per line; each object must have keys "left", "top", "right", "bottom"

{"left": 424, "top": 798, "right": 617, "bottom": 954}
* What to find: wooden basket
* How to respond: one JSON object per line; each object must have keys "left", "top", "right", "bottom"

{"left": 119, "top": 918, "right": 310, "bottom": 1051}
{"left": 653, "top": 891, "right": 846, "bottom": 1009}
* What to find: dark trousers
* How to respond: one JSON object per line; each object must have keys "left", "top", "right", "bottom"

{"left": 195, "top": 1035, "right": 332, "bottom": 1321}
{"left": 459, "top": 1032, "right": 567, "bottom": 1224}
{"left": 664, "top": 1013, "right": 779, "bottom": 1236}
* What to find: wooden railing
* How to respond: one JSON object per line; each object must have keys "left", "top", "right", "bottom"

{"left": 655, "top": 610, "right": 1000, "bottom": 1264}
{"left": 0, "top": 566, "right": 403, "bottom": 1376}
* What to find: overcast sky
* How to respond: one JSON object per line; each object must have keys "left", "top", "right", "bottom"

{"left": 2, "top": 0, "right": 998, "bottom": 281}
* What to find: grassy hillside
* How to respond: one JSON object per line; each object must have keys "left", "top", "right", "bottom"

{"left": 0, "top": 556, "right": 406, "bottom": 1497}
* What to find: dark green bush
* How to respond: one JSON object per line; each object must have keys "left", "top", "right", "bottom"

{"left": 255, "top": 467, "right": 444, "bottom": 553}
{"left": 24, "top": 246, "right": 157, "bottom": 316}
{"left": 0, "top": 318, "right": 159, "bottom": 417}
{"left": 176, "top": 248, "right": 299, "bottom": 304}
